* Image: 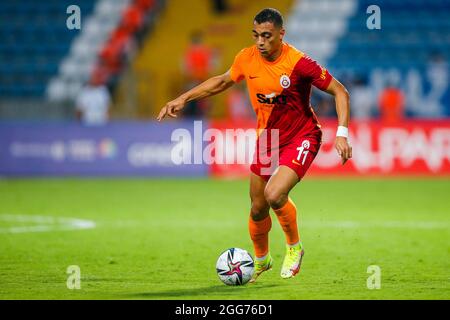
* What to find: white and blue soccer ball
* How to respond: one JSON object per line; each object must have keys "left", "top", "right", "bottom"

{"left": 216, "top": 248, "right": 254, "bottom": 286}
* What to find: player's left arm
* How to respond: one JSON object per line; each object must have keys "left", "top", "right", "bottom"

{"left": 325, "top": 78, "right": 352, "bottom": 164}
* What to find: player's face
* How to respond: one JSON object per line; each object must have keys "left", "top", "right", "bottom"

{"left": 252, "top": 21, "right": 285, "bottom": 60}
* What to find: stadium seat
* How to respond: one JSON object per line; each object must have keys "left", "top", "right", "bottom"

{"left": 0, "top": 0, "right": 95, "bottom": 97}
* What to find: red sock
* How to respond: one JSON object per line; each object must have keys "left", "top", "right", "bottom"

{"left": 248, "top": 214, "right": 272, "bottom": 258}
{"left": 274, "top": 198, "right": 299, "bottom": 245}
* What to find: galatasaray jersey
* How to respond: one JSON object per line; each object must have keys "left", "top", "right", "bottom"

{"left": 230, "top": 42, "right": 333, "bottom": 147}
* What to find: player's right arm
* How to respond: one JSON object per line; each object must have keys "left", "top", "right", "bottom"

{"left": 157, "top": 70, "right": 235, "bottom": 121}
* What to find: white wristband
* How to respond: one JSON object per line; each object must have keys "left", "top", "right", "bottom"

{"left": 336, "top": 126, "right": 349, "bottom": 138}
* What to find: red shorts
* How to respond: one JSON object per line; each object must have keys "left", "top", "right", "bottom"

{"left": 250, "top": 133, "right": 321, "bottom": 181}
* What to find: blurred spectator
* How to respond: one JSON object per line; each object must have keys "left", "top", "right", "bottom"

{"left": 122, "top": 4, "right": 144, "bottom": 33}
{"left": 121, "top": 3, "right": 148, "bottom": 45}
{"left": 182, "top": 31, "right": 215, "bottom": 118}
{"left": 136, "top": 0, "right": 155, "bottom": 11}
{"left": 76, "top": 74, "right": 111, "bottom": 126}
{"left": 98, "top": 25, "right": 137, "bottom": 92}
{"left": 425, "top": 52, "right": 449, "bottom": 117}
{"left": 226, "top": 82, "right": 254, "bottom": 121}
{"left": 183, "top": 31, "right": 214, "bottom": 83}
{"left": 211, "top": 0, "right": 228, "bottom": 14}
{"left": 378, "top": 83, "right": 405, "bottom": 124}
{"left": 350, "top": 76, "right": 376, "bottom": 120}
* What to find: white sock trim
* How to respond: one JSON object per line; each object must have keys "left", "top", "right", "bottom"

{"left": 255, "top": 253, "right": 268, "bottom": 261}
{"left": 287, "top": 241, "right": 301, "bottom": 248}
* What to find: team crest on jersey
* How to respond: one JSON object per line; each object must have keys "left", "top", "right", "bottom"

{"left": 280, "top": 74, "right": 291, "bottom": 89}
{"left": 302, "top": 140, "right": 310, "bottom": 149}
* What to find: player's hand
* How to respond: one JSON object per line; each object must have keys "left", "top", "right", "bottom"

{"left": 157, "top": 97, "right": 186, "bottom": 121}
{"left": 335, "top": 136, "right": 352, "bottom": 165}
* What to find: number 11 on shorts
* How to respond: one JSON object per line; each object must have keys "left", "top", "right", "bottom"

{"left": 296, "top": 140, "right": 310, "bottom": 165}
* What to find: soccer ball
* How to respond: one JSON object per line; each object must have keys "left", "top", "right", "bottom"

{"left": 216, "top": 248, "right": 254, "bottom": 286}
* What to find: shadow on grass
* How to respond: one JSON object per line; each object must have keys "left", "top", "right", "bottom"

{"left": 123, "top": 283, "right": 281, "bottom": 299}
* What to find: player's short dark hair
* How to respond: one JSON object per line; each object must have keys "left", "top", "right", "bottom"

{"left": 254, "top": 8, "right": 283, "bottom": 28}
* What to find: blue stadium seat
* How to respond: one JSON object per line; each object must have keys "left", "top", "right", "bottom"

{"left": 329, "top": 0, "right": 450, "bottom": 75}
{"left": 0, "top": 1, "right": 94, "bottom": 97}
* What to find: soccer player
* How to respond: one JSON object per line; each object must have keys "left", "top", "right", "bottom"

{"left": 157, "top": 8, "right": 352, "bottom": 282}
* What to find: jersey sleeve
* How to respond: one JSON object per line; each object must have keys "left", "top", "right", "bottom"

{"left": 297, "top": 55, "right": 333, "bottom": 91}
{"left": 229, "top": 48, "right": 247, "bottom": 83}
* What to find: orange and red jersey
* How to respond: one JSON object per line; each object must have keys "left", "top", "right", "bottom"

{"left": 230, "top": 42, "right": 333, "bottom": 146}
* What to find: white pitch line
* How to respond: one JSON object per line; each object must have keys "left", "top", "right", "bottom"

{"left": 0, "top": 214, "right": 96, "bottom": 234}
{"left": 106, "top": 219, "right": 450, "bottom": 230}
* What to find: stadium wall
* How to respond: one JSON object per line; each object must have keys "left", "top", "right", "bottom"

{"left": 1, "top": 120, "right": 449, "bottom": 177}
{"left": 209, "top": 119, "right": 450, "bottom": 177}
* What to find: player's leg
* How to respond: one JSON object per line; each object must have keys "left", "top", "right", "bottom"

{"left": 249, "top": 172, "right": 271, "bottom": 261}
{"left": 248, "top": 172, "right": 273, "bottom": 283}
{"left": 265, "top": 165, "right": 301, "bottom": 245}
{"left": 265, "top": 165, "right": 304, "bottom": 279}
{"left": 265, "top": 136, "right": 321, "bottom": 278}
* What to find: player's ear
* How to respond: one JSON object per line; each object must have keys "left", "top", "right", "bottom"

{"left": 279, "top": 28, "right": 285, "bottom": 41}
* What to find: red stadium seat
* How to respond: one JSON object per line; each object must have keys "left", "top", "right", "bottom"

{"left": 121, "top": 4, "right": 144, "bottom": 33}
{"left": 135, "top": 0, "right": 155, "bottom": 11}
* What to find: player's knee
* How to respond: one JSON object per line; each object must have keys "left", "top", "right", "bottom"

{"left": 250, "top": 200, "right": 270, "bottom": 221}
{"left": 264, "top": 187, "right": 288, "bottom": 210}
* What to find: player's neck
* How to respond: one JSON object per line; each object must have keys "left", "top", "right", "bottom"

{"left": 262, "top": 43, "right": 284, "bottom": 62}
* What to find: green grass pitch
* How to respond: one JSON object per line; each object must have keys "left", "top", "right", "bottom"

{"left": 0, "top": 177, "right": 449, "bottom": 299}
